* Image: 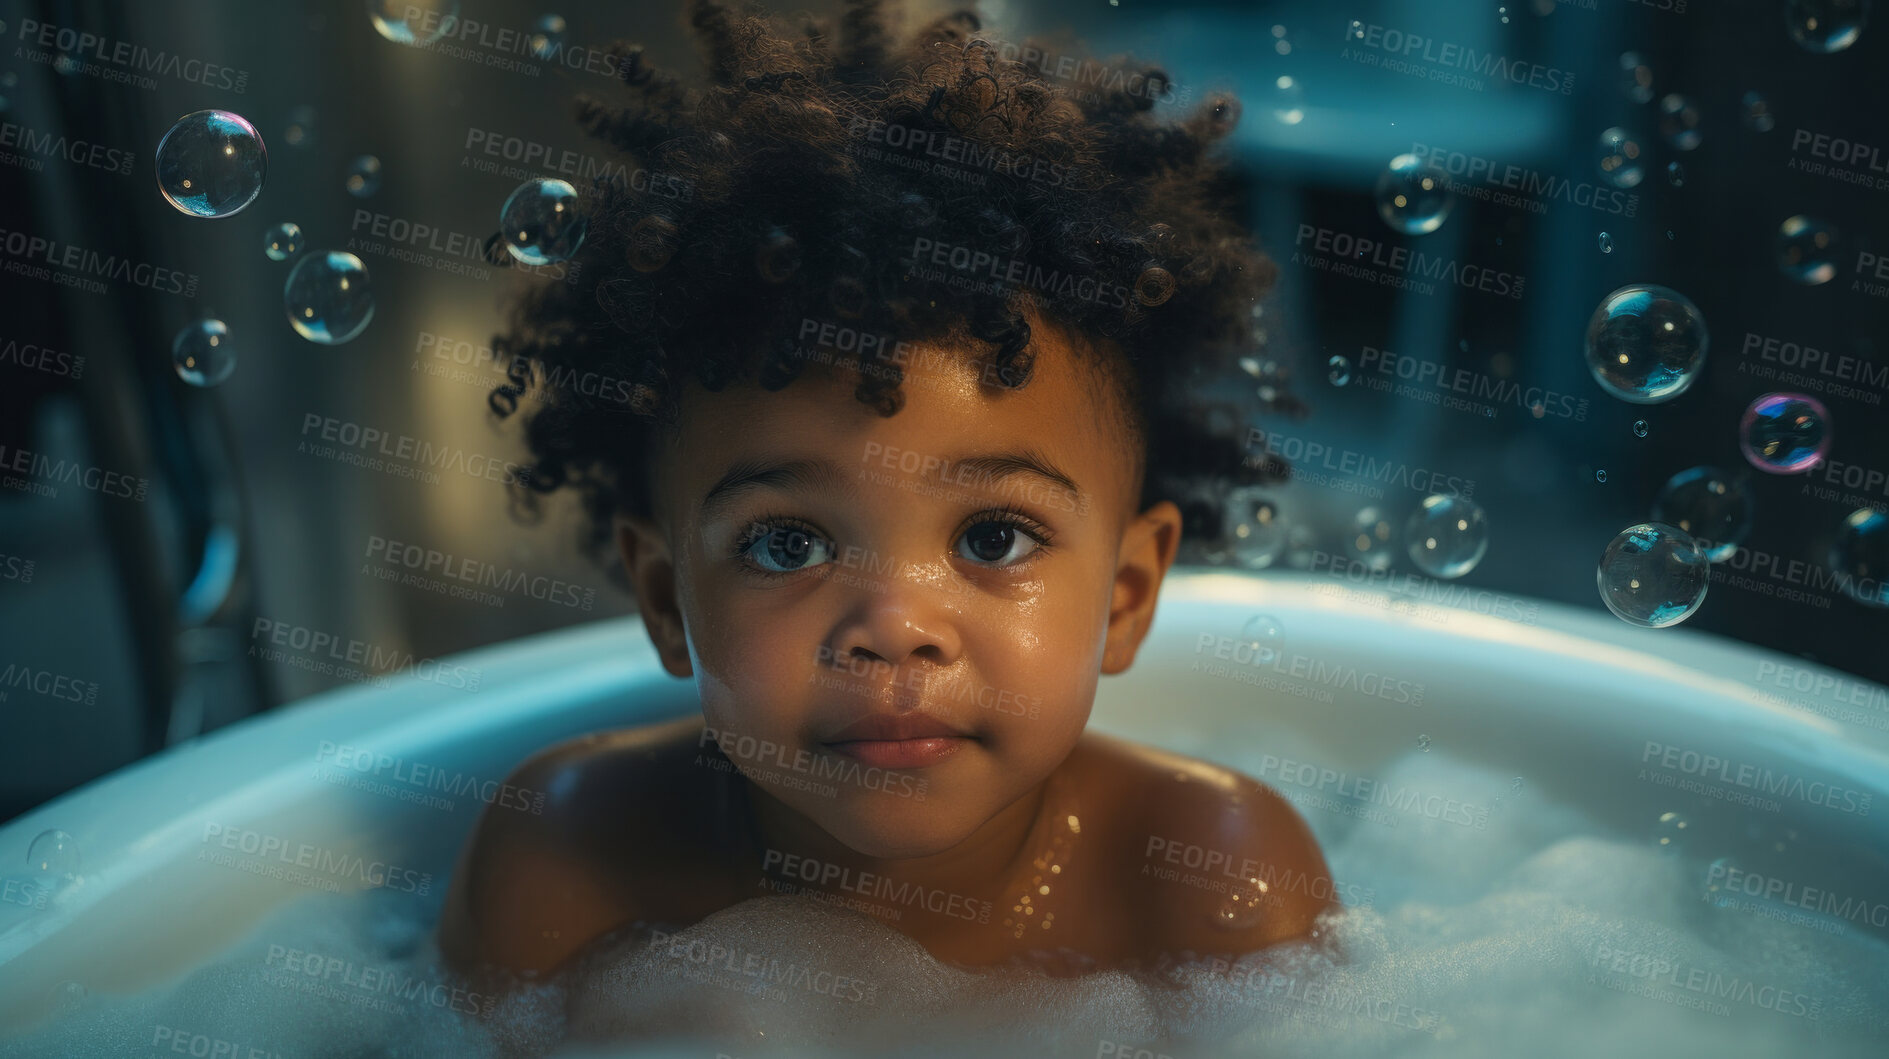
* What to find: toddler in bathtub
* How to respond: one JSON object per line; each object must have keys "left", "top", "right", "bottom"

{"left": 439, "top": 0, "right": 1334, "bottom": 986}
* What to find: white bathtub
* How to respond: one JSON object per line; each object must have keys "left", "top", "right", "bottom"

{"left": 3, "top": 570, "right": 1886, "bottom": 1053}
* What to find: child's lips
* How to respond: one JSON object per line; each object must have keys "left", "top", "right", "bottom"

{"left": 821, "top": 736, "right": 969, "bottom": 769}
{"left": 819, "top": 710, "right": 974, "bottom": 769}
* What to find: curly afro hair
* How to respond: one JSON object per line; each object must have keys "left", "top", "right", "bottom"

{"left": 487, "top": 0, "right": 1304, "bottom": 581}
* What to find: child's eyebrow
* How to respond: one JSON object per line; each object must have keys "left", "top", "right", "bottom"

{"left": 699, "top": 448, "right": 1087, "bottom": 519}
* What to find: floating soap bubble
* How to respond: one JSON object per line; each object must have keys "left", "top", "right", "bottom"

{"left": 1655, "top": 810, "right": 1688, "bottom": 852}
{"left": 345, "top": 154, "right": 381, "bottom": 198}
{"left": 1618, "top": 52, "right": 1654, "bottom": 104}
{"left": 154, "top": 110, "right": 266, "bottom": 218}
{"left": 1784, "top": 0, "right": 1869, "bottom": 52}
{"left": 368, "top": 0, "right": 460, "bottom": 45}
{"left": 263, "top": 221, "right": 303, "bottom": 262}
{"left": 171, "top": 320, "right": 236, "bottom": 387}
{"left": 27, "top": 830, "right": 79, "bottom": 881}
{"left": 1237, "top": 614, "right": 1285, "bottom": 664}
{"left": 1347, "top": 506, "right": 1396, "bottom": 572}
{"left": 1829, "top": 508, "right": 1889, "bottom": 608}
{"left": 1596, "top": 522, "right": 1710, "bottom": 627}
{"left": 1269, "top": 75, "right": 1305, "bottom": 125}
{"left": 1374, "top": 154, "right": 1454, "bottom": 235}
{"left": 1405, "top": 494, "right": 1488, "bottom": 579}
{"left": 1776, "top": 215, "right": 1838, "bottom": 284}
{"left": 1657, "top": 95, "right": 1702, "bottom": 150}
{"left": 1596, "top": 127, "right": 1645, "bottom": 188}
{"left": 1583, "top": 284, "right": 1709, "bottom": 404}
{"left": 1327, "top": 355, "right": 1351, "bottom": 386}
{"left": 1225, "top": 489, "right": 1288, "bottom": 569}
{"left": 528, "top": 14, "right": 566, "bottom": 60}
{"left": 1651, "top": 466, "right": 1752, "bottom": 562}
{"left": 1598, "top": 232, "right": 1614, "bottom": 254}
{"left": 284, "top": 104, "right": 317, "bottom": 148}
{"left": 284, "top": 251, "right": 374, "bottom": 344}
{"left": 1596, "top": 469, "right": 1608, "bottom": 483}
{"left": 1742, "top": 91, "right": 1776, "bottom": 131}
{"left": 500, "top": 178, "right": 588, "bottom": 265}
{"left": 1739, "top": 392, "right": 1830, "bottom": 474}
{"left": 1632, "top": 419, "right": 1649, "bottom": 438}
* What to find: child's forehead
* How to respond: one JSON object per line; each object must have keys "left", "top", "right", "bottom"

{"left": 657, "top": 320, "right": 1139, "bottom": 512}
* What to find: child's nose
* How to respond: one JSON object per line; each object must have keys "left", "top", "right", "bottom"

{"left": 823, "top": 590, "right": 964, "bottom": 676}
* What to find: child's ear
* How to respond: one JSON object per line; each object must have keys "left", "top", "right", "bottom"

{"left": 1102, "top": 499, "right": 1183, "bottom": 674}
{"left": 615, "top": 513, "right": 694, "bottom": 679}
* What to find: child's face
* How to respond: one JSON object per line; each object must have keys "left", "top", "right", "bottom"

{"left": 619, "top": 311, "right": 1181, "bottom": 859}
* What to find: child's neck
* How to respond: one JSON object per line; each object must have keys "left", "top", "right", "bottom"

{"left": 739, "top": 767, "right": 1061, "bottom": 908}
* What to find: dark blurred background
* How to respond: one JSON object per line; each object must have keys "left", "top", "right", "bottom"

{"left": 2, "top": 0, "right": 1886, "bottom": 823}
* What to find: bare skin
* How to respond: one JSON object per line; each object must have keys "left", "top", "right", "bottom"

{"left": 438, "top": 303, "right": 1336, "bottom": 991}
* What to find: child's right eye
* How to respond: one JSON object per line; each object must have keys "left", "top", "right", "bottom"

{"left": 739, "top": 524, "right": 835, "bottom": 575}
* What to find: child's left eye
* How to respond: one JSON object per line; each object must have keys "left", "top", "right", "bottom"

{"left": 955, "top": 513, "right": 1052, "bottom": 567}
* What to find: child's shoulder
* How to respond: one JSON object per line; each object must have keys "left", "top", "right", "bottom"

{"left": 438, "top": 715, "right": 738, "bottom": 977}
{"left": 1068, "top": 730, "right": 1336, "bottom": 959}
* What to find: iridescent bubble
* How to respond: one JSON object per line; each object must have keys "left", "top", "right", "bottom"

{"left": 1405, "top": 494, "right": 1488, "bottom": 579}
{"left": 1655, "top": 810, "right": 1689, "bottom": 852}
{"left": 154, "top": 110, "right": 267, "bottom": 218}
{"left": 1584, "top": 285, "right": 1708, "bottom": 404}
{"left": 284, "top": 251, "right": 374, "bottom": 345}
{"left": 1596, "top": 127, "right": 1645, "bottom": 188}
{"left": 1598, "top": 232, "right": 1614, "bottom": 254}
{"left": 1829, "top": 508, "right": 1889, "bottom": 608}
{"left": 1618, "top": 52, "right": 1654, "bottom": 104}
{"left": 1632, "top": 419, "right": 1649, "bottom": 438}
{"left": 1658, "top": 94, "right": 1703, "bottom": 150}
{"left": 1666, "top": 161, "right": 1685, "bottom": 187}
{"left": 1776, "top": 215, "right": 1838, "bottom": 284}
{"left": 263, "top": 221, "right": 303, "bottom": 261}
{"left": 345, "top": 155, "right": 381, "bottom": 198}
{"left": 1596, "top": 469, "right": 1608, "bottom": 483}
{"left": 1238, "top": 614, "right": 1285, "bottom": 664}
{"left": 1225, "top": 489, "right": 1288, "bottom": 569}
{"left": 1328, "top": 354, "right": 1352, "bottom": 386}
{"left": 172, "top": 320, "right": 236, "bottom": 387}
{"left": 27, "top": 830, "right": 79, "bottom": 881}
{"left": 1784, "top": 0, "right": 1869, "bottom": 53}
{"left": 528, "top": 14, "right": 566, "bottom": 60}
{"left": 1652, "top": 465, "right": 1753, "bottom": 562}
{"left": 1597, "top": 522, "right": 1710, "bottom": 627}
{"left": 1739, "top": 392, "right": 1831, "bottom": 473}
{"left": 1374, "top": 153, "right": 1454, "bottom": 236}
{"left": 1270, "top": 75, "right": 1305, "bottom": 125}
{"left": 284, "top": 104, "right": 317, "bottom": 149}
{"left": 500, "top": 178, "right": 587, "bottom": 265}
{"left": 1347, "top": 506, "right": 1397, "bottom": 572}
{"left": 1742, "top": 91, "right": 1776, "bottom": 132}
{"left": 368, "top": 0, "right": 460, "bottom": 46}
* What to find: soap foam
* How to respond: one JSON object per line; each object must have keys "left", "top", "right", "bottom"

{"left": 4, "top": 749, "right": 1885, "bottom": 1058}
